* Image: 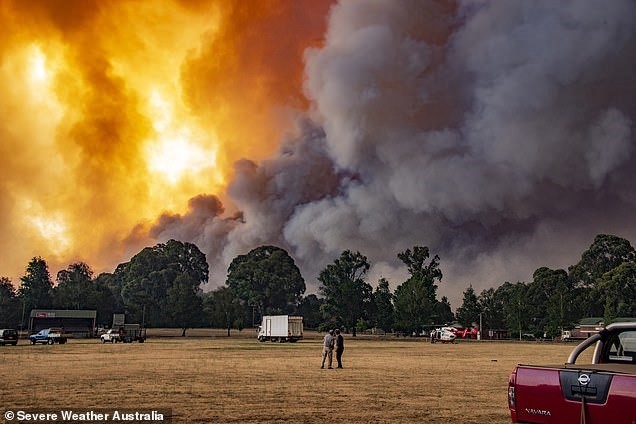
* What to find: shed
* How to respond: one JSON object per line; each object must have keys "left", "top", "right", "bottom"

{"left": 577, "top": 317, "right": 605, "bottom": 338}
{"left": 29, "top": 309, "right": 97, "bottom": 338}
{"left": 568, "top": 317, "right": 636, "bottom": 339}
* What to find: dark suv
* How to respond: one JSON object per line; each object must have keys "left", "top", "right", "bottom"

{"left": 0, "top": 329, "right": 18, "bottom": 346}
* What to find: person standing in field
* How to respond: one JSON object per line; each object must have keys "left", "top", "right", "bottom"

{"left": 335, "top": 329, "right": 344, "bottom": 369}
{"left": 321, "top": 329, "right": 335, "bottom": 369}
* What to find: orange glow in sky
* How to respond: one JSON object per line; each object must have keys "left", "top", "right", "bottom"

{"left": 0, "top": 0, "right": 332, "bottom": 281}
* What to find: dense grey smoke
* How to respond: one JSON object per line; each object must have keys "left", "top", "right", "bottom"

{"left": 151, "top": 0, "right": 636, "bottom": 307}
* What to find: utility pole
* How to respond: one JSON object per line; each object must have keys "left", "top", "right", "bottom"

{"left": 479, "top": 312, "right": 482, "bottom": 341}
{"left": 518, "top": 298, "right": 522, "bottom": 341}
{"left": 21, "top": 300, "right": 26, "bottom": 332}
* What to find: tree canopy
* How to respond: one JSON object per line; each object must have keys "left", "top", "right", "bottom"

{"left": 1, "top": 233, "right": 634, "bottom": 338}
{"left": 393, "top": 246, "right": 443, "bottom": 333}
{"left": 373, "top": 278, "right": 394, "bottom": 333}
{"left": 456, "top": 285, "right": 480, "bottom": 327}
{"left": 18, "top": 256, "right": 53, "bottom": 312}
{"left": 569, "top": 234, "right": 636, "bottom": 317}
{"left": 203, "top": 286, "right": 244, "bottom": 336}
{"left": 226, "top": 245, "right": 305, "bottom": 317}
{"left": 318, "top": 250, "right": 373, "bottom": 336}
{"left": 0, "top": 277, "right": 20, "bottom": 328}
{"left": 117, "top": 239, "right": 209, "bottom": 326}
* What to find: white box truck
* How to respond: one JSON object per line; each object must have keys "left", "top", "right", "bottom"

{"left": 257, "top": 315, "right": 303, "bottom": 342}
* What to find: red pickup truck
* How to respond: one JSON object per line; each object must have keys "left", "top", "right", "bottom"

{"left": 508, "top": 322, "right": 636, "bottom": 423}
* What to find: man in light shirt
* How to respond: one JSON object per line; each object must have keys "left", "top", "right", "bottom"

{"left": 321, "top": 329, "right": 335, "bottom": 369}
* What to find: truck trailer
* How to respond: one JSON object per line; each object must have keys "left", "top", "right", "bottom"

{"left": 257, "top": 315, "right": 303, "bottom": 342}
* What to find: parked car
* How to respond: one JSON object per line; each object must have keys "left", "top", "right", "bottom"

{"left": 29, "top": 328, "right": 69, "bottom": 345}
{"left": 0, "top": 329, "right": 18, "bottom": 346}
{"left": 100, "top": 329, "right": 121, "bottom": 343}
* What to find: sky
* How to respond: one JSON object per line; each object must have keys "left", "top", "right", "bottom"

{"left": 1, "top": 0, "right": 635, "bottom": 309}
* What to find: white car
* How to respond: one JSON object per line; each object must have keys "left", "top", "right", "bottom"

{"left": 100, "top": 329, "right": 121, "bottom": 343}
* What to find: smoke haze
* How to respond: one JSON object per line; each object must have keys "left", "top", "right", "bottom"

{"left": 2, "top": 0, "right": 635, "bottom": 308}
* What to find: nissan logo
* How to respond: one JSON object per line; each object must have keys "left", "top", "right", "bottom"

{"left": 578, "top": 374, "right": 591, "bottom": 385}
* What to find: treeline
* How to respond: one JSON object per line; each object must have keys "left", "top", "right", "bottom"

{"left": 0, "top": 235, "right": 634, "bottom": 337}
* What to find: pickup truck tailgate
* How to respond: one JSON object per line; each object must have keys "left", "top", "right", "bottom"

{"left": 512, "top": 365, "right": 636, "bottom": 423}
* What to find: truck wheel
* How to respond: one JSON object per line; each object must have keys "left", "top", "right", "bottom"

{"left": 47, "top": 339, "right": 54, "bottom": 345}
{"left": 102, "top": 339, "right": 106, "bottom": 343}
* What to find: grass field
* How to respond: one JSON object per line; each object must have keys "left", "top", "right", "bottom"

{"left": 0, "top": 330, "right": 587, "bottom": 423}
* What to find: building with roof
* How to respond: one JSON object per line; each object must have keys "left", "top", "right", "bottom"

{"left": 29, "top": 309, "right": 97, "bottom": 338}
{"left": 564, "top": 317, "right": 636, "bottom": 340}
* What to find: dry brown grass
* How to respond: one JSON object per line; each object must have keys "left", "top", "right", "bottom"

{"left": 0, "top": 330, "right": 586, "bottom": 423}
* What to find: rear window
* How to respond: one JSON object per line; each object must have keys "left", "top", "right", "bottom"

{"left": 607, "top": 331, "right": 636, "bottom": 363}
{"left": 1, "top": 330, "right": 17, "bottom": 336}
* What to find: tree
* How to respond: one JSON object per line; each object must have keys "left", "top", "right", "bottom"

{"left": 456, "top": 285, "right": 480, "bottom": 327}
{"left": 393, "top": 279, "right": 430, "bottom": 333}
{"left": 528, "top": 267, "right": 573, "bottom": 337}
{"left": 203, "top": 287, "right": 244, "bottom": 336}
{"left": 167, "top": 273, "right": 203, "bottom": 336}
{"left": 499, "top": 282, "right": 530, "bottom": 340}
{"left": 597, "top": 262, "right": 636, "bottom": 322}
{"left": 51, "top": 262, "right": 118, "bottom": 326}
{"left": 393, "top": 246, "right": 442, "bottom": 333}
{"left": 435, "top": 296, "right": 455, "bottom": 325}
{"left": 318, "top": 250, "right": 373, "bottom": 336}
{"left": 18, "top": 257, "right": 53, "bottom": 312}
{"left": 568, "top": 234, "right": 635, "bottom": 318}
{"left": 478, "top": 287, "right": 505, "bottom": 332}
{"left": 569, "top": 234, "right": 635, "bottom": 287}
{"left": 226, "top": 246, "right": 305, "bottom": 318}
{"left": 372, "top": 278, "right": 394, "bottom": 333}
{"left": 52, "top": 262, "right": 94, "bottom": 310}
{"left": 296, "top": 294, "right": 323, "bottom": 329}
{"left": 117, "top": 240, "right": 209, "bottom": 326}
{"left": 93, "top": 272, "right": 125, "bottom": 325}
{"left": 0, "top": 277, "right": 21, "bottom": 328}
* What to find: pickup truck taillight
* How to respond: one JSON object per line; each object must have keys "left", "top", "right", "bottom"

{"left": 508, "top": 369, "right": 516, "bottom": 408}
{"left": 508, "top": 368, "right": 521, "bottom": 423}
{"left": 508, "top": 385, "right": 516, "bottom": 408}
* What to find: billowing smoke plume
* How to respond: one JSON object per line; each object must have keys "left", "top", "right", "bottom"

{"left": 2, "top": 0, "right": 634, "bottom": 308}
{"left": 151, "top": 0, "right": 636, "bottom": 306}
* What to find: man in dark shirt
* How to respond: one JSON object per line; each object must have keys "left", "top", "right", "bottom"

{"left": 335, "top": 329, "right": 344, "bottom": 368}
